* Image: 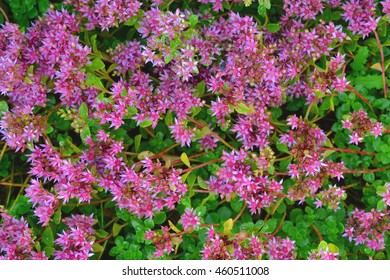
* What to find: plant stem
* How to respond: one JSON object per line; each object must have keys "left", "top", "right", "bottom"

{"left": 233, "top": 203, "right": 247, "bottom": 223}
{"left": 343, "top": 165, "right": 390, "bottom": 174}
{"left": 187, "top": 116, "right": 236, "bottom": 151}
{"left": 0, "top": 143, "right": 7, "bottom": 162}
{"left": 143, "top": 127, "right": 156, "bottom": 138}
{"left": 312, "top": 224, "right": 323, "bottom": 241}
{"left": 319, "top": 147, "right": 375, "bottom": 155}
{"left": 345, "top": 85, "right": 374, "bottom": 113}
{"left": 181, "top": 158, "right": 222, "bottom": 173}
{"left": 0, "top": 182, "right": 28, "bottom": 187}
{"left": 373, "top": 30, "right": 388, "bottom": 99}
{"left": 0, "top": 6, "right": 9, "bottom": 22}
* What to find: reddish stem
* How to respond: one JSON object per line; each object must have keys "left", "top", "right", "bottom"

{"left": 181, "top": 158, "right": 222, "bottom": 173}
{"left": 345, "top": 85, "right": 374, "bottom": 113}
{"left": 319, "top": 147, "right": 375, "bottom": 155}
{"left": 342, "top": 165, "right": 390, "bottom": 174}
{"left": 373, "top": 30, "right": 388, "bottom": 99}
{"left": 312, "top": 224, "right": 323, "bottom": 241}
{"left": 233, "top": 203, "right": 247, "bottom": 223}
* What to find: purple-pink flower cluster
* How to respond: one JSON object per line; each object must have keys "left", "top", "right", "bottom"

{"left": 53, "top": 214, "right": 95, "bottom": 260}
{"left": 25, "top": 179, "right": 59, "bottom": 226}
{"left": 308, "top": 247, "right": 339, "bottom": 260}
{"left": 280, "top": 115, "right": 345, "bottom": 202}
{"left": 0, "top": 212, "right": 47, "bottom": 260}
{"left": 64, "top": 0, "right": 142, "bottom": 30}
{"left": 208, "top": 149, "right": 283, "bottom": 214}
{"left": 180, "top": 209, "right": 201, "bottom": 232}
{"left": 343, "top": 208, "right": 390, "bottom": 251}
{"left": 342, "top": 109, "right": 383, "bottom": 145}
{"left": 201, "top": 228, "right": 296, "bottom": 260}
{"left": 342, "top": 0, "right": 379, "bottom": 37}
{"left": 145, "top": 226, "right": 178, "bottom": 258}
{"left": 383, "top": 0, "right": 390, "bottom": 17}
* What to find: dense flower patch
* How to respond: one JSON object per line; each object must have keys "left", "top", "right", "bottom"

{"left": 0, "top": 0, "right": 389, "bottom": 260}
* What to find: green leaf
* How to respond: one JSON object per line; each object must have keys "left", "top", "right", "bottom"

{"left": 144, "top": 219, "right": 155, "bottom": 229}
{"left": 266, "top": 23, "right": 280, "bottom": 33}
{"left": 80, "top": 126, "right": 91, "bottom": 140}
{"left": 235, "top": 102, "right": 255, "bottom": 115}
{"left": 86, "top": 73, "right": 105, "bottom": 90}
{"left": 195, "top": 80, "right": 206, "bottom": 97}
{"left": 53, "top": 209, "right": 62, "bottom": 224}
{"left": 0, "top": 100, "right": 9, "bottom": 118}
{"left": 195, "top": 205, "right": 207, "bottom": 217}
{"left": 350, "top": 46, "right": 369, "bottom": 72}
{"left": 353, "top": 75, "right": 384, "bottom": 89}
{"left": 223, "top": 218, "right": 234, "bottom": 235}
{"left": 258, "top": 5, "right": 266, "bottom": 17}
{"left": 90, "top": 34, "right": 98, "bottom": 54}
{"left": 113, "top": 223, "right": 126, "bottom": 237}
{"left": 93, "top": 242, "right": 104, "bottom": 253}
{"left": 164, "top": 50, "right": 178, "bottom": 64}
{"left": 139, "top": 119, "right": 153, "bottom": 128}
{"left": 187, "top": 172, "right": 197, "bottom": 188}
{"left": 276, "top": 143, "right": 289, "bottom": 154}
{"left": 43, "top": 247, "right": 55, "bottom": 258}
{"left": 88, "top": 58, "right": 105, "bottom": 72}
{"left": 180, "top": 195, "right": 192, "bottom": 209}
{"left": 153, "top": 212, "right": 166, "bottom": 225}
{"left": 27, "top": 8, "right": 38, "bottom": 19}
{"left": 37, "top": 0, "right": 50, "bottom": 13}
{"left": 78, "top": 102, "right": 88, "bottom": 120}
{"left": 180, "top": 152, "right": 191, "bottom": 167}
{"left": 124, "top": 16, "right": 139, "bottom": 26}
{"left": 134, "top": 134, "right": 142, "bottom": 153}
{"left": 124, "top": 245, "right": 143, "bottom": 260}
{"left": 95, "top": 229, "right": 109, "bottom": 238}
{"left": 197, "top": 176, "right": 208, "bottom": 189}
{"left": 42, "top": 227, "right": 54, "bottom": 247}
{"left": 217, "top": 206, "right": 232, "bottom": 220}
{"left": 189, "top": 14, "right": 198, "bottom": 27}
{"left": 260, "top": 218, "right": 278, "bottom": 234}
{"left": 45, "top": 124, "right": 54, "bottom": 134}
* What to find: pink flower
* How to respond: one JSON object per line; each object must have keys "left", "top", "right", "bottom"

{"left": 180, "top": 209, "right": 201, "bottom": 231}
{"left": 169, "top": 119, "right": 195, "bottom": 147}
{"left": 349, "top": 132, "right": 363, "bottom": 145}
{"left": 342, "top": 118, "right": 353, "bottom": 130}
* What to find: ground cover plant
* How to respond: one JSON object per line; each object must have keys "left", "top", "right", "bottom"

{"left": 0, "top": 0, "right": 389, "bottom": 260}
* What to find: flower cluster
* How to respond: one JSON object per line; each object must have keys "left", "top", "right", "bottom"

{"left": 28, "top": 142, "right": 96, "bottom": 204}
{"left": 208, "top": 149, "right": 283, "bottom": 214}
{"left": 0, "top": 9, "right": 97, "bottom": 150}
{"left": 0, "top": 212, "right": 47, "bottom": 260}
{"left": 280, "top": 115, "right": 345, "bottom": 202}
{"left": 0, "top": 112, "right": 47, "bottom": 152}
{"left": 53, "top": 214, "right": 95, "bottom": 260}
{"left": 342, "top": 109, "right": 383, "bottom": 145}
{"left": 342, "top": 0, "right": 378, "bottom": 37}
{"left": 197, "top": 0, "right": 243, "bottom": 12}
{"left": 379, "top": 182, "right": 390, "bottom": 207}
{"left": 179, "top": 209, "right": 201, "bottom": 232}
{"left": 145, "top": 226, "right": 180, "bottom": 258}
{"left": 111, "top": 157, "right": 187, "bottom": 218}
{"left": 313, "top": 184, "right": 345, "bottom": 211}
{"left": 343, "top": 208, "right": 390, "bottom": 251}
{"left": 25, "top": 179, "right": 59, "bottom": 226}
{"left": 64, "top": 0, "right": 142, "bottom": 30}
{"left": 383, "top": 0, "right": 390, "bottom": 17}
{"left": 283, "top": 0, "right": 324, "bottom": 20}
{"left": 201, "top": 228, "right": 296, "bottom": 260}
{"left": 109, "top": 41, "right": 143, "bottom": 75}
{"left": 308, "top": 247, "right": 339, "bottom": 260}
